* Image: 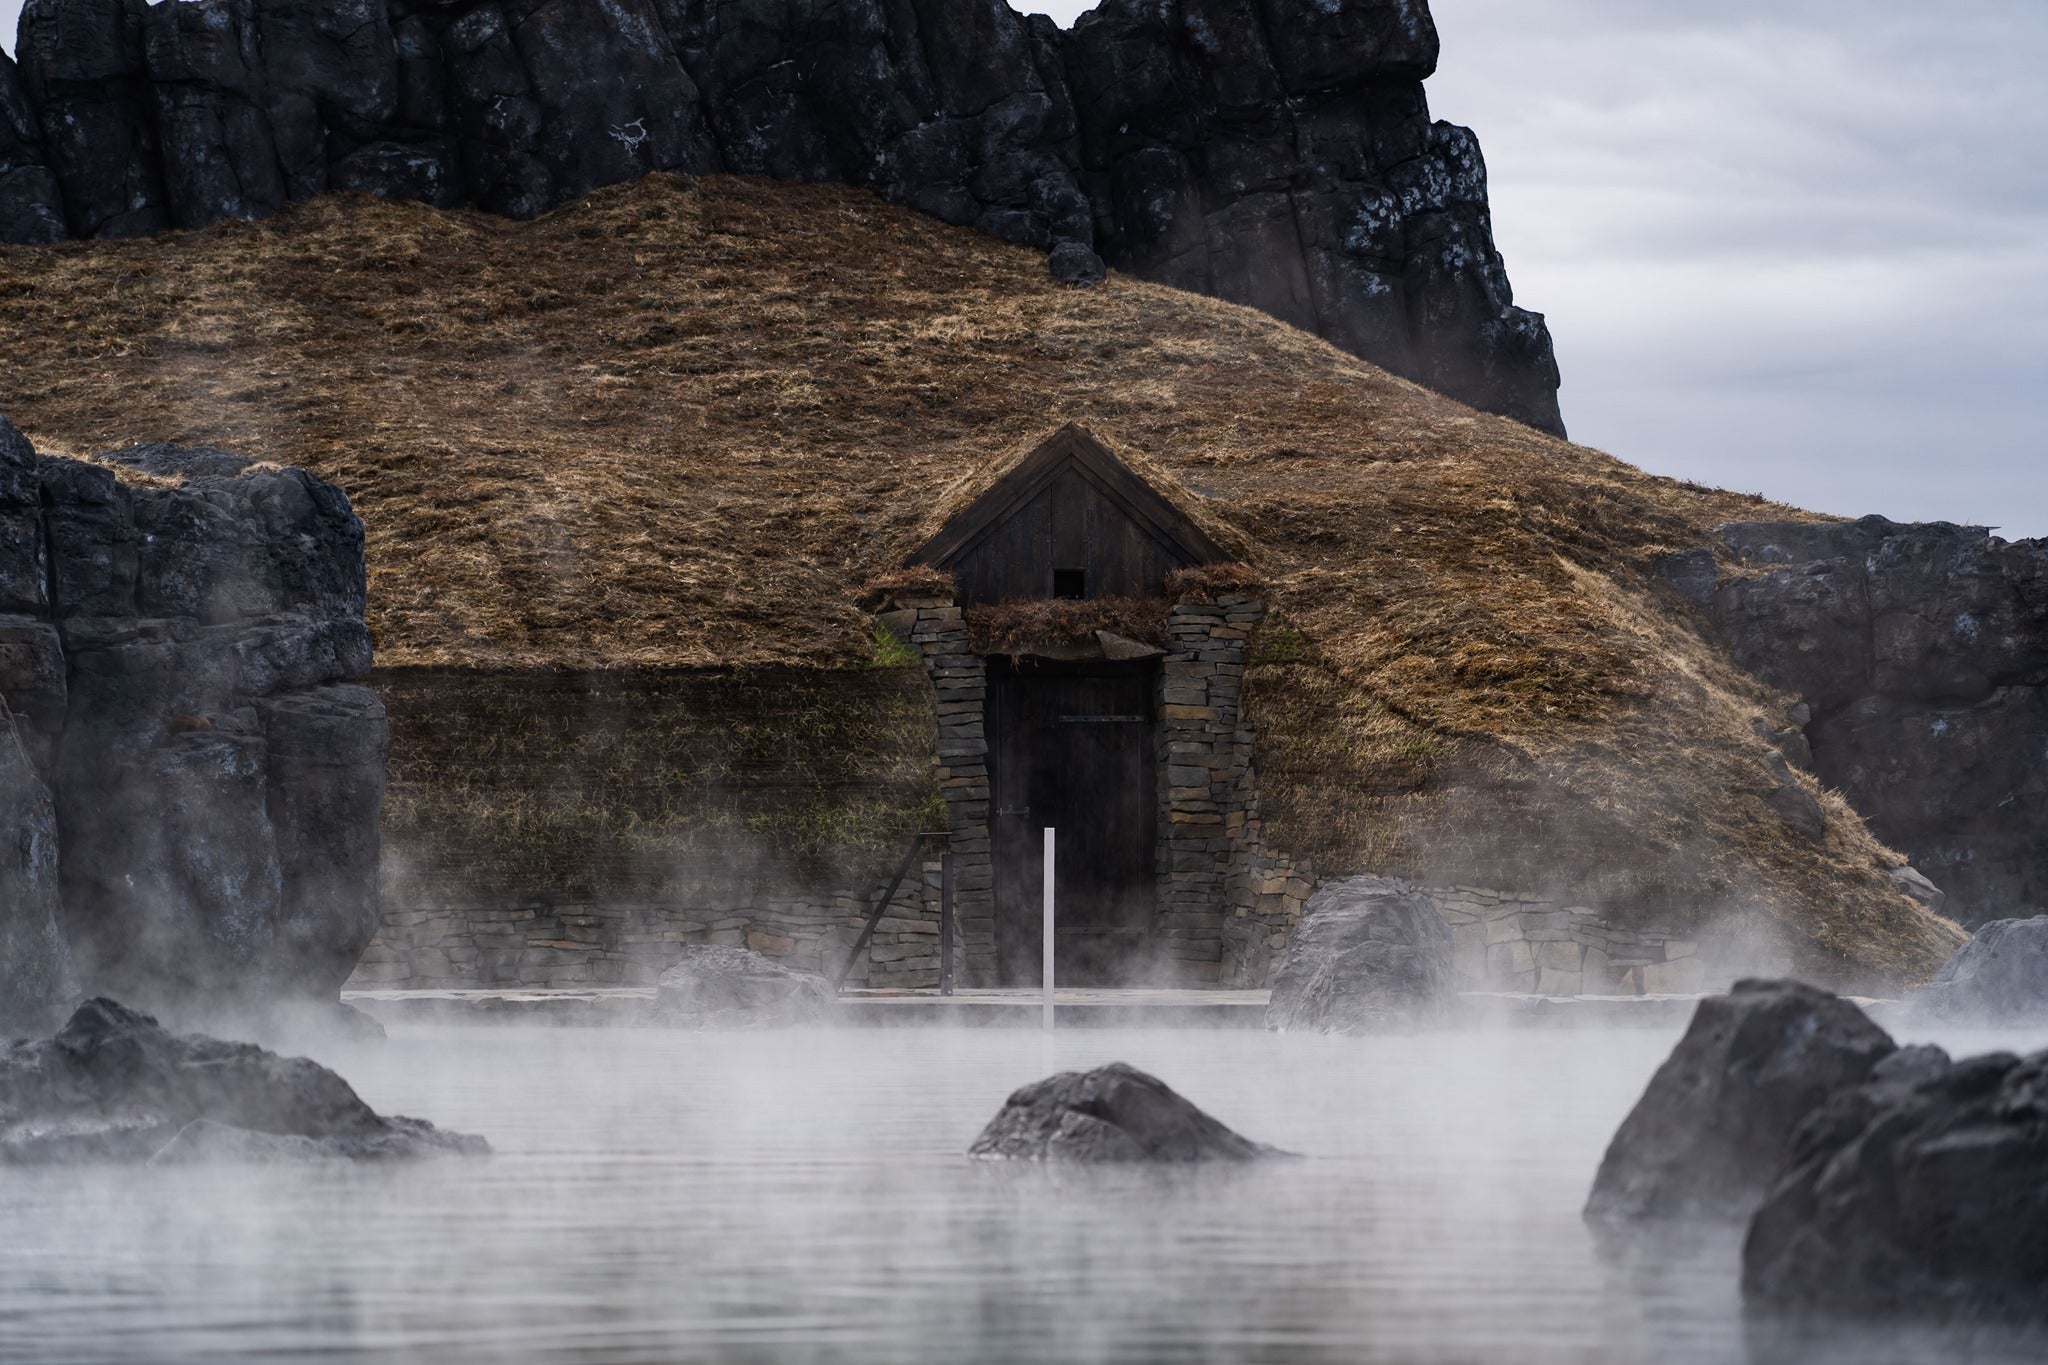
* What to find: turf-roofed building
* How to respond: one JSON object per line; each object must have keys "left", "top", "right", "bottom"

{"left": 0, "top": 176, "right": 1966, "bottom": 994}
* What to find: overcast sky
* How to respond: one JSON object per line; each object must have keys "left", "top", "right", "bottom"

{"left": 8, "top": 0, "right": 2044, "bottom": 534}
{"left": 1015, "top": 0, "right": 2048, "bottom": 536}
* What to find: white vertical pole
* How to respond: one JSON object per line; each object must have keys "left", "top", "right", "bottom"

{"left": 1042, "top": 826, "right": 1056, "bottom": 1032}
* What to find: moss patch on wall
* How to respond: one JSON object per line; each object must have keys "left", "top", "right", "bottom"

{"left": 376, "top": 666, "right": 940, "bottom": 905}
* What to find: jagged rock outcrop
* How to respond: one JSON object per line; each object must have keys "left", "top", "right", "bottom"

{"left": 1584, "top": 979, "right": 1896, "bottom": 1222}
{"left": 0, "top": 414, "right": 387, "bottom": 1016}
{"left": 652, "top": 944, "right": 836, "bottom": 1026}
{"left": 1668, "top": 517, "right": 2048, "bottom": 928}
{"left": 0, "top": 47, "right": 65, "bottom": 243}
{"left": 968, "top": 1061, "right": 1282, "bottom": 1161}
{"left": 0, "top": 697, "right": 72, "bottom": 1036}
{"left": 1264, "top": 875, "right": 1457, "bottom": 1032}
{"left": 1743, "top": 1042, "right": 2048, "bottom": 1322}
{"left": 1908, "top": 916, "right": 2048, "bottom": 1023}
{"left": 0, "top": 997, "right": 484, "bottom": 1163}
{"left": 0, "top": 0, "right": 1562, "bottom": 433}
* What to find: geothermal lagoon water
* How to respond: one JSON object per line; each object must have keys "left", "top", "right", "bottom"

{"left": 3, "top": 1020, "right": 2043, "bottom": 1363}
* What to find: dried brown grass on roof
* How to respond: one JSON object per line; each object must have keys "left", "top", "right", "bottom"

{"left": 0, "top": 173, "right": 1964, "bottom": 983}
{"left": 851, "top": 565, "right": 955, "bottom": 611}
{"left": 1166, "top": 562, "right": 1267, "bottom": 600}
{"left": 965, "top": 596, "right": 1170, "bottom": 657}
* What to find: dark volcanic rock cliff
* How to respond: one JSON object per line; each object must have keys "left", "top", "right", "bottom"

{"left": 1667, "top": 517, "right": 2048, "bottom": 928}
{"left": 0, "top": 415, "right": 386, "bottom": 1028}
{"left": 0, "top": 0, "right": 1562, "bottom": 433}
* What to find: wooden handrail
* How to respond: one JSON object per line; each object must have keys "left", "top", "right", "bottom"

{"left": 833, "top": 832, "right": 952, "bottom": 991}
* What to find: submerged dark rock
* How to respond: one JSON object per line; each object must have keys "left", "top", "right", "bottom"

{"left": 0, "top": 998, "right": 486, "bottom": 1163}
{"left": 1265, "top": 875, "right": 1457, "bottom": 1033}
{"left": 1585, "top": 979, "right": 1896, "bottom": 1221}
{"left": 653, "top": 945, "right": 835, "bottom": 1026}
{"left": 1909, "top": 917, "right": 2048, "bottom": 1023}
{"left": 0, "top": 417, "right": 387, "bottom": 1015}
{"left": 0, "top": 0, "right": 1562, "bottom": 433}
{"left": 1743, "top": 1043, "right": 2048, "bottom": 1322}
{"left": 969, "top": 1061, "right": 1281, "bottom": 1162}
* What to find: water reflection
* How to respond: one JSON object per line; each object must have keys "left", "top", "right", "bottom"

{"left": 0, "top": 1020, "right": 2041, "bottom": 1362}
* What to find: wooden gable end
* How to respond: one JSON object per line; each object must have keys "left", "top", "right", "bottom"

{"left": 910, "top": 426, "right": 1228, "bottom": 606}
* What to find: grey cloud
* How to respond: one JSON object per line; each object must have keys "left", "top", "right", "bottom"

{"left": 1422, "top": 0, "right": 2048, "bottom": 533}
{"left": 1016, "top": 0, "right": 2047, "bottom": 531}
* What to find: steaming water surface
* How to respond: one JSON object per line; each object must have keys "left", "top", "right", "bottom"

{"left": 2, "top": 1019, "right": 2043, "bottom": 1363}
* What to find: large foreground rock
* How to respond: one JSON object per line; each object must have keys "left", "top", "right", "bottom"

{"left": 969, "top": 1062, "right": 1282, "bottom": 1162}
{"left": 1585, "top": 979, "right": 1896, "bottom": 1221}
{"left": 0, "top": 998, "right": 486, "bottom": 1163}
{"left": 1744, "top": 1043, "right": 2048, "bottom": 1321}
{"left": 0, "top": 0, "right": 1561, "bottom": 433}
{"left": 652, "top": 945, "right": 835, "bottom": 1026}
{"left": 0, "top": 416, "right": 386, "bottom": 1015}
{"left": 1265, "top": 876, "right": 1457, "bottom": 1033}
{"left": 1909, "top": 917, "right": 2048, "bottom": 1023}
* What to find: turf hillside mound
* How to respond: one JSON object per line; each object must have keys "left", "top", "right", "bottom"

{"left": 0, "top": 174, "right": 1963, "bottom": 988}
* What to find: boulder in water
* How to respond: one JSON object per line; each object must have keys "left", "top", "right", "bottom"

{"left": 1909, "top": 917, "right": 2048, "bottom": 1023}
{"left": 1585, "top": 979, "right": 1896, "bottom": 1221}
{"left": 1265, "top": 876, "right": 1457, "bottom": 1032}
{"left": 653, "top": 945, "right": 835, "bottom": 1026}
{"left": 1744, "top": 1043, "right": 2048, "bottom": 1321}
{"left": 969, "top": 1062, "right": 1283, "bottom": 1162}
{"left": 0, "top": 998, "right": 486, "bottom": 1163}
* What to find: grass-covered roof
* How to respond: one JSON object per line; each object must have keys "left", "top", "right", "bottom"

{"left": 0, "top": 173, "right": 1964, "bottom": 986}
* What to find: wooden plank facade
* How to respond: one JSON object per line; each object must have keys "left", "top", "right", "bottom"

{"left": 909, "top": 427, "right": 1235, "bottom": 985}
{"left": 911, "top": 424, "right": 1226, "bottom": 606}
{"left": 987, "top": 658, "right": 1158, "bottom": 984}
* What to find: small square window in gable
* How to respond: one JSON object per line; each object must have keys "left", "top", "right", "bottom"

{"left": 905, "top": 425, "right": 1232, "bottom": 607}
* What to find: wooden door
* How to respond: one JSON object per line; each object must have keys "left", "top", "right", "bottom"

{"left": 988, "top": 659, "right": 1158, "bottom": 985}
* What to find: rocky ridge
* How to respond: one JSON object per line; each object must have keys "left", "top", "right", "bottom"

{"left": 0, "top": 415, "right": 386, "bottom": 1031}
{"left": 0, "top": 0, "right": 1561, "bottom": 433}
{"left": 1667, "top": 517, "right": 2048, "bottom": 928}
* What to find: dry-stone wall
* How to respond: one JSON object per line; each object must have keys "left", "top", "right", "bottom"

{"left": 351, "top": 855, "right": 961, "bottom": 989}
{"left": 1432, "top": 888, "right": 1703, "bottom": 995}
{"left": 894, "top": 599, "right": 998, "bottom": 982}
{"left": 351, "top": 580, "right": 1717, "bottom": 998}
{"left": 1158, "top": 593, "right": 1264, "bottom": 980}
{"left": 1220, "top": 849, "right": 1315, "bottom": 989}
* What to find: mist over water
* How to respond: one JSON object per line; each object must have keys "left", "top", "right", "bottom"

{"left": 4, "top": 1019, "right": 2042, "bottom": 1363}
